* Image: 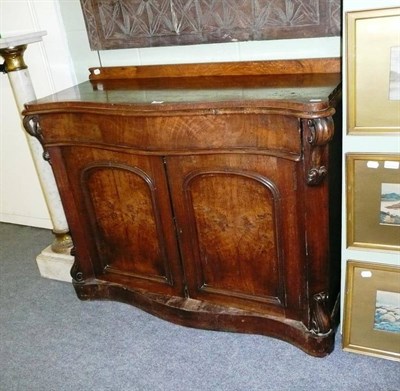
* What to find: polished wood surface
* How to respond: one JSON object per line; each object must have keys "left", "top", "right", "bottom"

{"left": 88, "top": 58, "right": 341, "bottom": 79}
{"left": 23, "top": 59, "right": 342, "bottom": 357}
{"left": 25, "top": 59, "right": 341, "bottom": 115}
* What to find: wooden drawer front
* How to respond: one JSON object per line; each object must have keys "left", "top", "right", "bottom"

{"left": 40, "top": 112, "right": 301, "bottom": 158}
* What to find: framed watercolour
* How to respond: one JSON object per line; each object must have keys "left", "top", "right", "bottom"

{"left": 343, "top": 261, "right": 400, "bottom": 361}
{"left": 347, "top": 7, "right": 400, "bottom": 134}
{"left": 347, "top": 154, "right": 400, "bottom": 251}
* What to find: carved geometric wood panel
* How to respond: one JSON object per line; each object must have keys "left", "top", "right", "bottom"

{"left": 80, "top": 0, "right": 341, "bottom": 50}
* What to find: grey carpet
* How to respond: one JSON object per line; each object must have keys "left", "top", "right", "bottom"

{"left": 1, "top": 222, "right": 399, "bottom": 391}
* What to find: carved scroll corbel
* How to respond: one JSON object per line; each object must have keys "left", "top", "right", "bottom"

{"left": 70, "top": 247, "right": 84, "bottom": 283}
{"left": 70, "top": 261, "right": 84, "bottom": 283}
{"left": 310, "top": 292, "right": 332, "bottom": 335}
{"left": 23, "top": 115, "right": 51, "bottom": 162}
{"left": 302, "top": 117, "right": 334, "bottom": 186}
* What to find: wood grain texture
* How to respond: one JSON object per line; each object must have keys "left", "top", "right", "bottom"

{"left": 23, "top": 59, "right": 341, "bottom": 119}
{"left": 80, "top": 0, "right": 341, "bottom": 50}
{"left": 166, "top": 154, "right": 302, "bottom": 315}
{"left": 23, "top": 59, "right": 342, "bottom": 356}
{"left": 88, "top": 58, "right": 341, "bottom": 80}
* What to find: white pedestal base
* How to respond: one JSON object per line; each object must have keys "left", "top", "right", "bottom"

{"left": 36, "top": 246, "right": 74, "bottom": 283}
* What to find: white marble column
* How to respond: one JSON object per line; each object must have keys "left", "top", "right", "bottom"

{"left": 0, "top": 32, "right": 74, "bottom": 282}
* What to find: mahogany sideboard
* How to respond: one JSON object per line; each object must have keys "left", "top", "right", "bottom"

{"left": 23, "top": 59, "right": 342, "bottom": 357}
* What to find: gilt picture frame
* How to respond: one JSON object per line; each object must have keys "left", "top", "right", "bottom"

{"left": 343, "top": 261, "right": 400, "bottom": 361}
{"left": 347, "top": 7, "right": 400, "bottom": 134}
{"left": 346, "top": 154, "right": 400, "bottom": 251}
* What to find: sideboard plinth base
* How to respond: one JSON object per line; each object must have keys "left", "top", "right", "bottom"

{"left": 74, "top": 280, "right": 336, "bottom": 358}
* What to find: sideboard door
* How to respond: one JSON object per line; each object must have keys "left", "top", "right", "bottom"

{"left": 55, "top": 146, "right": 184, "bottom": 296}
{"left": 166, "top": 154, "right": 306, "bottom": 317}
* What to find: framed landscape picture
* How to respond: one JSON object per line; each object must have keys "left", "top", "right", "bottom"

{"left": 347, "top": 154, "right": 400, "bottom": 251}
{"left": 343, "top": 261, "right": 400, "bottom": 361}
{"left": 380, "top": 183, "right": 400, "bottom": 226}
{"left": 347, "top": 7, "right": 400, "bottom": 133}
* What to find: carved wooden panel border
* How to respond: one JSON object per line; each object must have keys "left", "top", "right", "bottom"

{"left": 80, "top": 0, "right": 341, "bottom": 50}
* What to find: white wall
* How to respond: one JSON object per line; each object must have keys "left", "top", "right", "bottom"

{"left": 59, "top": 0, "right": 340, "bottom": 76}
{"left": 58, "top": 0, "right": 342, "bottom": 82}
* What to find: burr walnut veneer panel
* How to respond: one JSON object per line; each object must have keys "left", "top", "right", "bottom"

{"left": 23, "top": 59, "right": 342, "bottom": 356}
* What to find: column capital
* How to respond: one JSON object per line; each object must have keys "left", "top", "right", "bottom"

{"left": 0, "top": 31, "right": 47, "bottom": 72}
{"left": 0, "top": 45, "right": 28, "bottom": 72}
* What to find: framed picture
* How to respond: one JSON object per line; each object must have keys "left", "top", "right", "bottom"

{"left": 347, "top": 154, "right": 400, "bottom": 251}
{"left": 347, "top": 7, "right": 400, "bottom": 134}
{"left": 343, "top": 261, "right": 400, "bottom": 361}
